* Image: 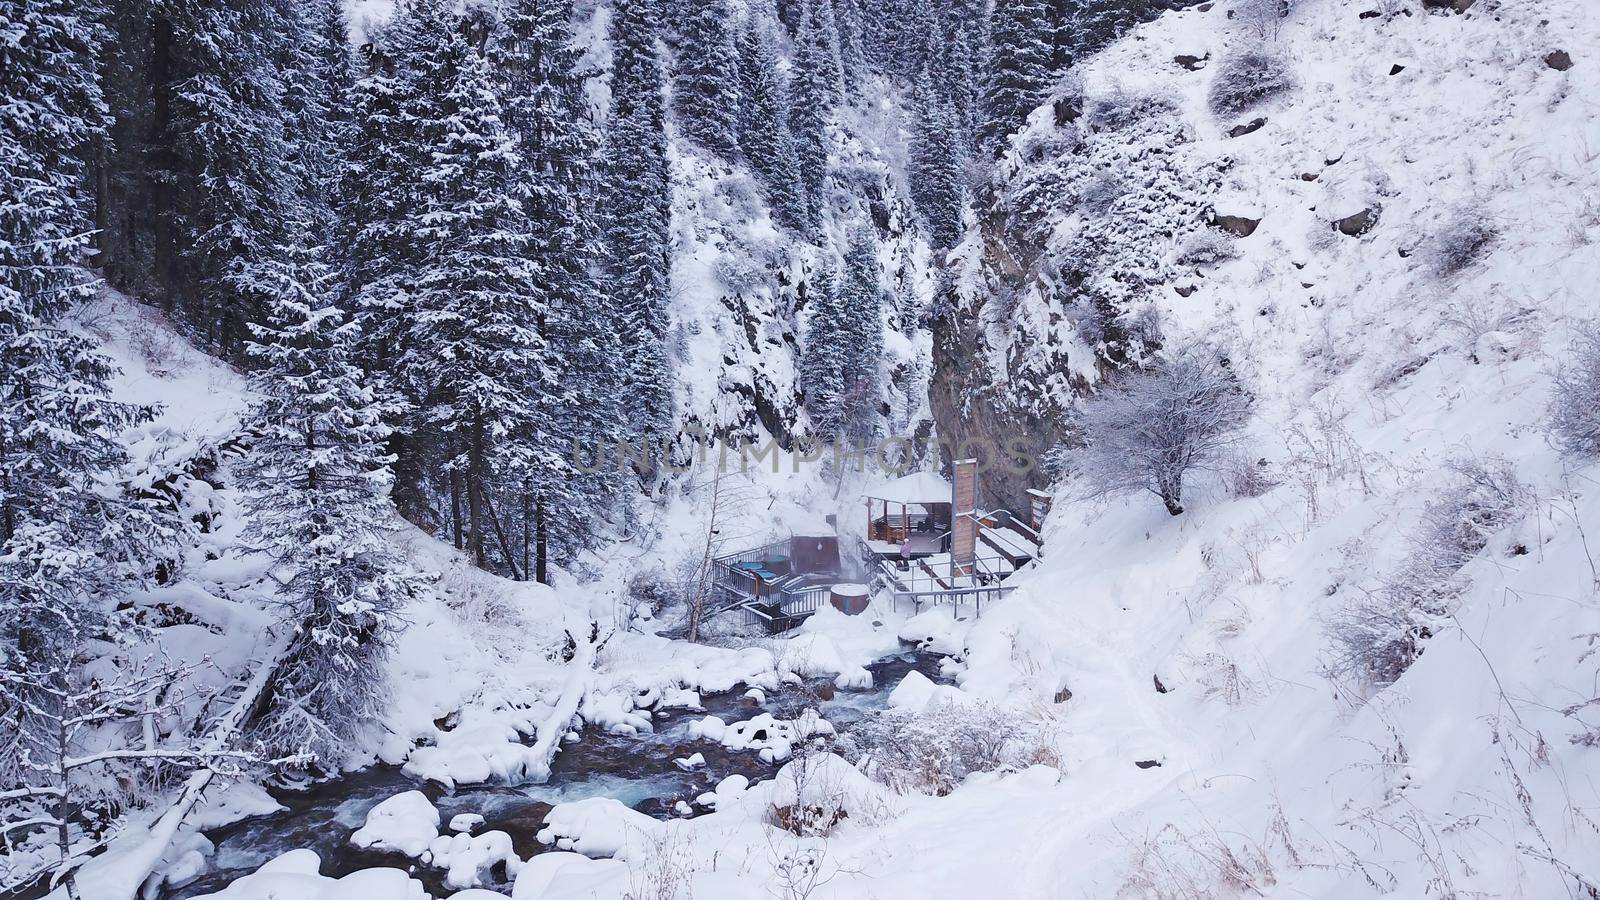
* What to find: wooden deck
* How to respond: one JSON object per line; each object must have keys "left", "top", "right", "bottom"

{"left": 864, "top": 532, "right": 947, "bottom": 560}
{"left": 710, "top": 538, "right": 843, "bottom": 633}
{"left": 872, "top": 550, "right": 1024, "bottom": 616}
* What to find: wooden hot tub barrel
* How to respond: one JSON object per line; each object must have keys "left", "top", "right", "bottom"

{"left": 830, "top": 583, "right": 870, "bottom": 616}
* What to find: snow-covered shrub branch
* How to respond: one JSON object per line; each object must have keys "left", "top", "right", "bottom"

{"left": 1063, "top": 344, "right": 1254, "bottom": 516}
{"left": 1116, "top": 817, "right": 1283, "bottom": 899}
{"left": 1328, "top": 457, "right": 1531, "bottom": 686}
{"left": 835, "top": 701, "right": 1055, "bottom": 796}
{"left": 1548, "top": 321, "right": 1600, "bottom": 458}
{"left": 0, "top": 657, "right": 279, "bottom": 894}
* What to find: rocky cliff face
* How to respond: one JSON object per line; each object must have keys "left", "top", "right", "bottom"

{"left": 666, "top": 121, "right": 936, "bottom": 456}
{"left": 928, "top": 72, "right": 1220, "bottom": 513}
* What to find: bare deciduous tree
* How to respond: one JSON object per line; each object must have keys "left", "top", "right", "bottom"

{"left": 681, "top": 463, "right": 757, "bottom": 642}
{"left": 0, "top": 657, "right": 282, "bottom": 897}
{"left": 1065, "top": 345, "right": 1253, "bottom": 516}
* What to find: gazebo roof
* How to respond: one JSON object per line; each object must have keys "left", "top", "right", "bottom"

{"left": 865, "top": 470, "right": 953, "bottom": 506}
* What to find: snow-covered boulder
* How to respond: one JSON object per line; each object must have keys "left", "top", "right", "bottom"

{"left": 688, "top": 709, "right": 834, "bottom": 762}
{"left": 761, "top": 753, "right": 895, "bottom": 835}
{"left": 402, "top": 721, "right": 543, "bottom": 787}
{"left": 349, "top": 791, "right": 439, "bottom": 858}
{"left": 694, "top": 773, "right": 751, "bottom": 811}
{"left": 535, "top": 798, "right": 662, "bottom": 859}
{"left": 886, "top": 670, "right": 970, "bottom": 714}
{"left": 510, "top": 851, "right": 628, "bottom": 900}
{"left": 422, "top": 830, "right": 519, "bottom": 890}
{"left": 184, "top": 851, "right": 429, "bottom": 900}
{"left": 191, "top": 782, "right": 285, "bottom": 831}
{"left": 898, "top": 608, "right": 967, "bottom": 655}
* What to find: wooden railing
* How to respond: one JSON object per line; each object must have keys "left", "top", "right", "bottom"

{"left": 738, "top": 583, "right": 830, "bottom": 631}
{"left": 715, "top": 539, "right": 842, "bottom": 631}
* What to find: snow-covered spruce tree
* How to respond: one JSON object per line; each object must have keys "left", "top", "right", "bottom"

{"left": 908, "top": 57, "right": 967, "bottom": 251}
{"left": 492, "top": 0, "right": 624, "bottom": 572}
{"left": 801, "top": 227, "right": 889, "bottom": 443}
{"left": 858, "top": 0, "right": 923, "bottom": 80}
{"left": 402, "top": 26, "right": 558, "bottom": 570}
{"left": 1049, "top": 0, "right": 1163, "bottom": 69}
{"left": 345, "top": 0, "right": 451, "bottom": 526}
{"left": 835, "top": 225, "right": 886, "bottom": 443}
{"left": 98, "top": 0, "right": 154, "bottom": 290}
{"left": 801, "top": 261, "right": 847, "bottom": 436}
{"left": 1065, "top": 345, "right": 1252, "bottom": 516}
{"left": 979, "top": 0, "right": 1052, "bottom": 156}
{"left": 237, "top": 252, "right": 417, "bottom": 763}
{"left": 884, "top": 0, "right": 934, "bottom": 76}
{"left": 737, "top": 12, "right": 808, "bottom": 231}
{"left": 804, "top": 0, "right": 846, "bottom": 99}
{"left": 0, "top": 0, "right": 170, "bottom": 818}
{"left": 1548, "top": 321, "right": 1600, "bottom": 459}
{"left": 278, "top": 0, "right": 357, "bottom": 246}
{"left": 835, "top": 0, "right": 869, "bottom": 90}
{"left": 156, "top": 0, "right": 300, "bottom": 356}
{"left": 602, "top": 0, "right": 675, "bottom": 448}
{"left": 673, "top": 0, "right": 741, "bottom": 157}
{"left": 939, "top": 11, "right": 983, "bottom": 157}
{"left": 789, "top": 0, "right": 835, "bottom": 233}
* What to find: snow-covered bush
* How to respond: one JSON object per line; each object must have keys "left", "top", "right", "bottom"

{"left": 1548, "top": 321, "right": 1600, "bottom": 458}
{"left": 1064, "top": 345, "right": 1254, "bottom": 515}
{"left": 1118, "top": 819, "right": 1277, "bottom": 899}
{"left": 1328, "top": 457, "right": 1530, "bottom": 685}
{"left": 1086, "top": 85, "right": 1180, "bottom": 133}
{"left": 1239, "top": 0, "right": 1298, "bottom": 42}
{"left": 1221, "top": 452, "right": 1279, "bottom": 499}
{"left": 1421, "top": 210, "right": 1497, "bottom": 279}
{"left": 1175, "top": 230, "right": 1241, "bottom": 268}
{"left": 627, "top": 568, "right": 681, "bottom": 618}
{"left": 835, "top": 701, "right": 1053, "bottom": 796}
{"left": 442, "top": 577, "right": 520, "bottom": 629}
{"left": 1207, "top": 49, "right": 1295, "bottom": 117}
{"left": 1078, "top": 169, "right": 1127, "bottom": 216}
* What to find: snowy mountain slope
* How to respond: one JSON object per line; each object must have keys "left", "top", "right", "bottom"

{"left": 926, "top": 0, "right": 1600, "bottom": 895}
{"left": 665, "top": 126, "right": 935, "bottom": 446}
{"left": 350, "top": 3, "right": 1600, "bottom": 891}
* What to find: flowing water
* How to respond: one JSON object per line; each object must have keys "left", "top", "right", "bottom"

{"left": 167, "top": 651, "right": 947, "bottom": 898}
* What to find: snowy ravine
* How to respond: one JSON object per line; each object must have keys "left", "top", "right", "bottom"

{"left": 34, "top": 1, "right": 1600, "bottom": 899}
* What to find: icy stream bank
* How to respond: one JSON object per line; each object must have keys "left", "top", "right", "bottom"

{"left": 164, "top": 652, "right": 948, "bottom": 899}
